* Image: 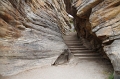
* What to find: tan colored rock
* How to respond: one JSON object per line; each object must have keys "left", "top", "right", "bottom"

{"left": 65, "top": 0, "right": 120, "bottom": 78}
{"left": 90, "top": 1, "right": 120, "bottom": 77}
{"left": 0, "top": 0, "right": 71, "bottom": 76}
{"left": 90, "top": 0, "right": 120, "bottom": 28}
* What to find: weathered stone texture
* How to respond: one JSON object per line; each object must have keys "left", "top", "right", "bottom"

{"left": 0, "top": 0, "right": 71, "bottom": 76}
{"left": 66, "top": 0, "right": 103, "bottom": 51}
{"left": 65, "top": 0, "right": 120, "bottom": 78}
{"left": 90, "top": 0, "right": 120, "bottom": 73}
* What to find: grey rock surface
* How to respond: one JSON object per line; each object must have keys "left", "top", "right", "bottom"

{"left": 64, "top": 0, "right": 120, "bottom": 77}
{"left": 0, "top": 0, "right": 71, "bottom": 76}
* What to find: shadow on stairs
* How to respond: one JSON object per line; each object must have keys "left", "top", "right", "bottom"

{"left": 63, "top": 32, "right": 112, "bottom": 62}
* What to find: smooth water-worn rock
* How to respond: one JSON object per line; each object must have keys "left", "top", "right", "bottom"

{"left": 0, "top": 0, "right": 71, "bottom": 76}
{"left": 0, "top": 0, "right": 119, "bottom": 78}
{"left": 64, "top": 0, "right": 120, "bottom": 78}
{"left": 90, "top": 0, "right": 120, "bottom": 75}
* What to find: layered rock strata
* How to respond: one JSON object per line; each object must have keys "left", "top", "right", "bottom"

{"left": 0, "top": 0, "right": 71, "bottom": 76}
{"left": 65, "top": 0, "right": 120, "bottom": 78}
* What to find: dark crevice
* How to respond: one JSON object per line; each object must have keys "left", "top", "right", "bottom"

{"left": 63, "top": 0, "right": 109, "bottom": 59}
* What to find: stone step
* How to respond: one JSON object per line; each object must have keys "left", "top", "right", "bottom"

{"left": 65, "top": 42, "right": 82, "bottom": 43}
{"left": 65, "top": 43, "right": 82, "bottom": 44}
{"left": 63, "top": 35, "right": 77, "bottom": 37}
{"left": 67, "top": 44, "right": 83, "bottom": 45}
{"left": 71, "top": 50, "right": 94, "bottom": 53}
{"left": 65, "top": 40, "right": 81, "bottom": 42}
{"left": 75, "top": 56, "right": 103, "bottom": 59}
{"left": 74, "top": 53, "right": 100, "bottom": 55}
{"left": 63, "top": 33, "right": 105, "bottom": 61}
{"left": 64, "top": 38, "right": 79, "bottom": 41}
{"left": 63, "top": 37, "right": 79, "bottom": 41}
{"left": 68, "top": 46, "right": 85, "bottom": 48}
{"left": 65, "top": 41, "right": 82, "bottom": 44}
{"left": 65, "top": 41, "right": 82, "bottom": 43}
{"left": 66, "top": 43, "right": 83, "bottom": 46}
{"left": 73, "top": 53, "right": 100, "bottom": 56}
{"left": 63, "top": 34, "right": 77, "bottom": 37}
{"left": 69, "top": 48, "right": 88, "bottom": 50}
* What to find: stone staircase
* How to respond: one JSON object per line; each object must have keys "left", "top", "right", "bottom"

{"left": 63, "top": 32, "right": 103, "bottom": 60}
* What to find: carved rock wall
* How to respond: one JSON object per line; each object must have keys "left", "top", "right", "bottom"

{"left": 65, "top": 0, "right": 120, "bottom": 78}
{"left": 0, "top": 0, "right": 71, "bottom": 76}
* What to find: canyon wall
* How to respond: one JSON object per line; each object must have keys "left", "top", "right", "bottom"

{"left": 65, "top": 0, "right": 120, "bottom": 78}
{"left": 0, "top": 0, "right": 71, "bottom": 76}
{"left": 0, "top": 0, "right": 120, "bottom": 78}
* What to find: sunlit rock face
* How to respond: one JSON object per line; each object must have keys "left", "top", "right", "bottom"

{"left": 0, "top": 0, "right": 71, "bottom": 76}
{"left": 65, "top": 0, "right": 120, "bottom": 78}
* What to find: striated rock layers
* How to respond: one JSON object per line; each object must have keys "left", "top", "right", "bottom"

{"left": 65, "top": 0, "right": 120, "bottom": 78}
{"left": 0, "top": 0, "right": 71, "bottom": 76}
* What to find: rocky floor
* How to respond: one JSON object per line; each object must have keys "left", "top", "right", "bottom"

{"left": 1, "top": 32, "right": 113, "bottom": 79}
{"left": 1, "top": 58, "right": 113, "bottom": 79}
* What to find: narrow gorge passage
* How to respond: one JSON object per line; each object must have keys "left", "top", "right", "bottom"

{"left": 0, "top": 0, "right": 120, "bottom": 79}
{"left": 3, "top": 32, "right": 113, "bottom": 79}
{"left": 63, "top": 32, "right": 103, "bottom": 59}
{"left": 63, "top": 32, "right": 113, "bottom": 78}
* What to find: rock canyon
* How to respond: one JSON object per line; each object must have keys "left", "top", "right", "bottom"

{"left": 0, "top": 0, "right": 120, "bottom": 79}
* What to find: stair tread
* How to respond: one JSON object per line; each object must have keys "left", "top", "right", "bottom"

{"left": 68, "top": 46, "right": 86, "bottom": 48}
{"left": 65, "top": 41, "right": 81, "bottom": 42}
{"left": 72, "top": 52, "right": 95, "bottom": 53}
{"left": 69, "top": 48, "right": 88, "bottom": 50}
{"left": 63, "top": 33, "right": 104, "bottom": 60}
{"left": 65, "top": 40, "right": 81, "bottom": 41}
{"left": 74, "top": 53, "right": 100, "bottom": 56}
{"left": 66, "top": 42, "right": 82, "bottom": 44}
{"left": 65, "top": 41, "right": 82, "bottom": 42}
{"left": 71, "top": 50, "right": 94, "bottom": 52}
{"left": 75, "top": 56, "right": 103, "bottom": 59}
{"left": 65, "top": 42, "right": 82, "bottom": 43}
{"left": 68, "top": 45, "right": 84, "bottom": 47}
{"left": 67, "top": 44, "right": 83, "bottom": 46}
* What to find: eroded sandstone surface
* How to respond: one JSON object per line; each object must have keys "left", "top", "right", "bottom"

{"left": 0, "top": 0, "right": 120, "bottom": 78}
{"left": 0, "top": 0, "right": 71, "bottom": 76}
{"left": 65, "top": 0, "right": 120, "bottom": 78}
